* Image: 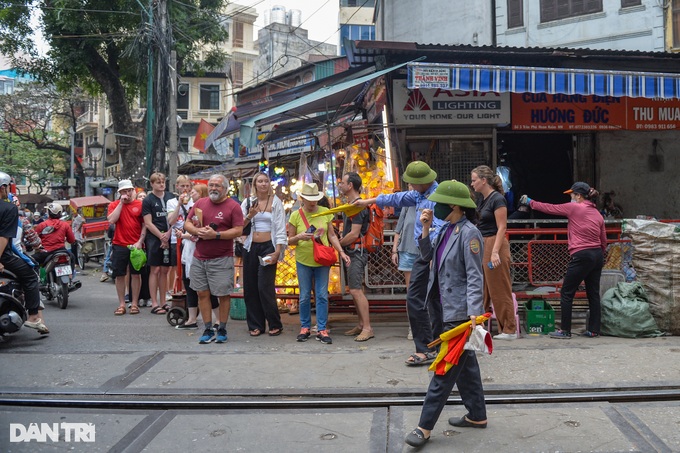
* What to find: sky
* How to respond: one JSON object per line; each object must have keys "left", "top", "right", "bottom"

{"left": 250, "top": 0, "right": 340, "bottom": 49}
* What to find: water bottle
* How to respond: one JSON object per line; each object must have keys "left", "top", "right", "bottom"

{"left": 163, "top": 247, "right": 170, "bottom": 264}
{"left": 487, "top": 262, "right": 494, "bottom": 269}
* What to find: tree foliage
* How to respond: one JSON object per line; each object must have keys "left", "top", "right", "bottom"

{"left": 0, "top": 130, "right": 67, "bottom": 194}
{"left": 0, "top": 0, "right": 230, "bottom": 178}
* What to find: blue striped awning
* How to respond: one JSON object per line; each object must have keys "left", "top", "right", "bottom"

{"left": 407, "top": 62, "right": 680, "bottom": 99}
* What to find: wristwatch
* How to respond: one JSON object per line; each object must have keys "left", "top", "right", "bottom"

{"left": 215, "top": 232, "right": 221, "bottom": 240}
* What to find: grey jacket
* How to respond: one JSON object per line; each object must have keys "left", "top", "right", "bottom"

{"left": 419, "top": 218, "right": 484, "bottom": 323}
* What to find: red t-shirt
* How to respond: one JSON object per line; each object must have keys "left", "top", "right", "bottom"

{"left": 34, "top": 218, "right": 75, "bottom": 252}
{"left": 187, "top": 197, "right": 243, "bottom": 260}
{"left": 108, "top": 199, "right": 144, "bottom": 247}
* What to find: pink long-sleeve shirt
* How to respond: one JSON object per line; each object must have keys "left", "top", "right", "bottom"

{"left": 529, "top": 200, "right": 607, "bottom": 255}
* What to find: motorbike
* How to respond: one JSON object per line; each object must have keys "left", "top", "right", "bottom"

{"left": 0, "top": 269, "right": 28, "bottom": 336}
{"left": 39, "top": 250, "right": 81, "bottom": 309}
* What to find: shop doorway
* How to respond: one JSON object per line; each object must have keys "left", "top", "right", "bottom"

{"left": 498, "top": 133, "right": 574, "bottom": 208}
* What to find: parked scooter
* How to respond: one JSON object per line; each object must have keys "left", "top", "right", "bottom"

{"left": 39, "top": 250, "right": 81, "bottom": 309}
{"left": 0, "top": 269, "right": 28, "bottom": 336}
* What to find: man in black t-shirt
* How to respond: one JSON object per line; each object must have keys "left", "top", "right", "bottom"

{"left": 338, "top": 172, "right": 374, "bottom": 342}
{"left": 0, "top": 171, "right": 49, "bottom": 334}
{"left": 142, "top": 172, "right": 176, "bottom": 314}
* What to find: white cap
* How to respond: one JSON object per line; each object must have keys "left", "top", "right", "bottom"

{"left": 118, "top": 179, "right": 134, "bottom": 192}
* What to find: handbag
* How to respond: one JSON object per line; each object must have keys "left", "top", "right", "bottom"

{"left": 299, "top": 209, "right": 337, "bottom": 267}
{"left": 242, "top": 197, "right": 252, "bottom": 236}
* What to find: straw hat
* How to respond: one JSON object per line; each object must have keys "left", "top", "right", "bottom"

{"left": 297, "top": 183, "right": 324, "bottom": 201}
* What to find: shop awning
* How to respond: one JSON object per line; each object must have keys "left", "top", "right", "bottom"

{"left": 407, "top": 62, "right": 680, "bottom": 99}
{"left": 239, "top": 61, "right": 409, "bottom": 148}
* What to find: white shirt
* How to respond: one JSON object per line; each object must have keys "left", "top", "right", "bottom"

{"left": 166, "top": 197, "right": 194, "bottom": 244}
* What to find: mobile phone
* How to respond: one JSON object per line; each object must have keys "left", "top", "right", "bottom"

{"left": 306, "top": 225, "right": 316, "bottom": 234}
{"left": 209, "top": 222, "right": 218, "bottom": 231}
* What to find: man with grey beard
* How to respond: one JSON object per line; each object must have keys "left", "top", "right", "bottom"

{"left": 184, "top": 175, "right": 243, "bottom": 344}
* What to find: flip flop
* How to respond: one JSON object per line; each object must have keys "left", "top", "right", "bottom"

{"left": 114, "top": 306, "right": 126, "bottom": 316}
{"left": 249, "top": 329, "right": 262, "bottom": 337}
{"left": 268, "top": 328, "right": 283, "bottom": 336}
{"left": 150, "top": 306, "right": 167, "bottom": 315}
{"left": 405, "top": 352, "right": 436, "bottom": 366}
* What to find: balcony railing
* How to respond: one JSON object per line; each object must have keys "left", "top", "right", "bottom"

{"left": 177, "top": 109, "right": 226, "bottom": 122}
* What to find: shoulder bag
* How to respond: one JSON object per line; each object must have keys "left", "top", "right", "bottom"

{"left": 299, "top": 209, "right": 337, "bottom": 267}
{"left": 242, "top": 197, "right": 252, "bottom": 236}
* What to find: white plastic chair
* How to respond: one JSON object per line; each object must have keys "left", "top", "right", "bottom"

{"left": 485, "top": 293, "right": 522, "bottom": 338}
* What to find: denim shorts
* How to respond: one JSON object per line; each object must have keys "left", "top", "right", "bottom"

{"left": 398, "top": 251, "right": 418, "bottom": 272}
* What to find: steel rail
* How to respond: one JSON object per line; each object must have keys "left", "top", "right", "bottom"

{"left": 2, "top": 388, "right": 680, "bottom": 410}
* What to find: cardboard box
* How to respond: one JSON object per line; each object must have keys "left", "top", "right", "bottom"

{"left": 524, "top": 299, "right": 555, "bottom": 334}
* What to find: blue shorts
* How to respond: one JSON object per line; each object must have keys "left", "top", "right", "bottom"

{"left": 397, "top": 251, "right": 418, "bottom": 272}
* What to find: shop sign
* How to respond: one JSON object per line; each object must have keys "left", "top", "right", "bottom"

{"left": 392, "top": 80, "right": 510, "bottom": 126}
{"left": 512, "top": 93, "right": 680, "bottom": 131}
{"left": 410, "top": 66, "right": 450, "bottom": 89}
{"left": 265, "top": 132, "right": 315, "bottom": 157}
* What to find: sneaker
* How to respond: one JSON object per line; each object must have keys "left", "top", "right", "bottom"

{"left": 580, "top": 331, "right": 600, "bottom": 338}
{"left": 215, "top": 328, "right": 228, "bottom": 343}
{"left": 199, "top": 328, "right": 215, "bottom": 344}
{"left": 166, "top": 291, "right": 173, "bottom": 301}
{"left": 100, "top": 273, "right": 109, "bottom": 282}
{"left": 296, "top": 328, "right": 311, "bottom": 342}
{"left": 124, "top": 294, "right": 131, "bottom": 303}
{"left": 213, "top": 323, "right": 219, "bottom": 331}
{"left": 316, "top": 330, "right": 332, "bottom": 344}
{"left": 549, "top": 329, "right": 572, "bottom": 339}
{"left": 176, "top": 322, "right": 198, "bottom": 330}
{"left": 407, "top": 327, "right": 413, "bottom": 340}
{"left": 493, "top": 333, "right": 517, "bottom": 340}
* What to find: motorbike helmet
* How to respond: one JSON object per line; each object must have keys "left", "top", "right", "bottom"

{"left": 0, "top": 171, "right": 10, "bottom": 187}
{"left": 46, "top": 202, "right": 63, "bottom": 215}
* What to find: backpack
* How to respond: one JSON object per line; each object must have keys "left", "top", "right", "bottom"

{"left": 362, "top": 203, "right": 384, "bottom": 253}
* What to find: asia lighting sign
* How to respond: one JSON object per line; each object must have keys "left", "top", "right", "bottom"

{"left": 512, "top": 93, "right": 680, "bottom": 131}
{"left": 392, "top": 80, "right": 510, "bottom": 126}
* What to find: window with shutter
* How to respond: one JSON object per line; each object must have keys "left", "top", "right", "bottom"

{"left": 233, "top": 21, "right": 244, "bottom": 48}
{"left": 508, "top": 0, "right": 523, "bottom": 28}
{"left": 540, "top": 0, "right": 602, "bottom": 22}
{"left": 232, "top": 61, "right": 243, "bottom": 89}
{"left": 621, "top": 0, "right": 641, "bottom": 7}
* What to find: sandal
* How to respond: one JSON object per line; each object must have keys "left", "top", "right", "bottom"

{"left": 249, "top": 329, "right": 262, "bottom": 337}
{"left": 114, "top": 306, "right": 126, "bottom": 316}
{"left": 344, "top": 326, "right": 363, "bottom": 336}
{"left": 405, "top": 351, "right": 436, "bottom": 366}
{"left": 161, "top": 303, "right": 171, "bottom": 311}
{"left": 150, "top": 306, "right": 167, "bottom": 315}
{"left": 268, "top": 328, "right": 283, "bottom": 336}
{"left": 129, "top": 306, "right": 140, "bottom": 315}
{"left": 354, "top": 330, "right": 375, "bottom": 342}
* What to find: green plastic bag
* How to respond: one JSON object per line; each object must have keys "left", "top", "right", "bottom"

{"left": 128, "top": 246, "right": 147, "bottom": 271}
{"left": 601, "top": 282, "right": 664, "bottom": 338}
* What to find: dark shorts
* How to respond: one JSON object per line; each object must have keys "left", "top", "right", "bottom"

{"left": 111, "top": 244, "right": 143, "bottom": 278}
{"left": 145, "top": 235, "right": 174, "bottom": 267}
{"left": 344, "top": 249, "right": 367, "bottom": 289}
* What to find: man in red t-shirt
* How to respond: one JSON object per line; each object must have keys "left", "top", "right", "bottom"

{"left": 185, "top": 174, "right": 243, "bottom": 344}
{"left": 107, "top": 179, "right": 146, "bottom": 315}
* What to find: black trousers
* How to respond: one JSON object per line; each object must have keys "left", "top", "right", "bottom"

{"left": 243, "top": 241, "right": 282, "bottom": 332}
{"left": 1, "top": 253, "right": 41, "bottom": 315}
{"left": 418, "top": 322, "right": 486, "bottom": 430}
{"left": 406, "top": 255, "right": 434, "bottom": 353}
{"left": 559, "top": 247, "right": 604, "bottom": 333}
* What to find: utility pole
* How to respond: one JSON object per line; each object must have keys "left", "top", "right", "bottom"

{"left": 168, "top": 50, "right": 178, "bottom": 185}
{"left": 145, "top": 0, "right": 154, "bottom": 178}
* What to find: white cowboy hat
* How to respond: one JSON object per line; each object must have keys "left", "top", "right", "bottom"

{"left": 297, "top": 183, "right": 324, "bottom": 201}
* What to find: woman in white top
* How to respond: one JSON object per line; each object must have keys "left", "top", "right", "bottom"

{"left": 241, "top": 172, "right": 288, "bottom": 336}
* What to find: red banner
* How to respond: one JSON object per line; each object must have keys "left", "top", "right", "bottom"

{"left": 511, "top": 93, "right": 680, "bottom": 131}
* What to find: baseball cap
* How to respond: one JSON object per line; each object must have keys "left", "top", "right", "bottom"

{"left": 563, "top": 182, "right": 590, "bottom": 195}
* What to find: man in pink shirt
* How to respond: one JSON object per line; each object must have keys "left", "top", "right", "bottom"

{"left": 185, "top": 174, "right": 243, "bottom": 344}
{"left": 520, "top": 182, "right": 606, "bottom": 339}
